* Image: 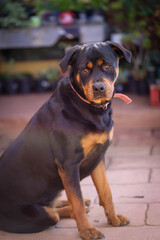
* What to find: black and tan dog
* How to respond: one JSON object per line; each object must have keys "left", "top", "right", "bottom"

{"left": 0, "top": 41, "right": 132, "bottom": 239}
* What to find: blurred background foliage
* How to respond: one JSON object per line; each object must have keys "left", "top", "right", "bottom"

{"left": 0, "top": 0, "right": 159, "bottom": 95}
{"left": 33, "top": 0, "right": 109, "bottom": 12}
{"left": 34, "top": 0, "right": 160, "bottom": 50}
{"left": 0, "top": 0, "right": 159, "bottom": 49}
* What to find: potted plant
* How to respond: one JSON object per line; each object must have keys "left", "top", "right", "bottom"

{"left": 115, "top": 68, "right": 130, "bottom": 93}
{"left": 0, "top": 0, "right": 28, "bottom": 29}
{"left": 2, "top": 74, "right": 18, "bottom": 95}
{"left": 0, "top": 76, "right": 3, "bottom": 95}
{"left": 1, "top": 59, "right": 19, "bottom": 95}
{"left": 105, "top": 0, "right": 159, "bottom": 94}
{"left": 127, "top": 66, "right": 149, "bottom": 95}
{"left": 34, "top": 67, "right": 60, "bottom": 93}
{"left": 16, "top": 73, "right": 33, "bottom": 94}
{"left": 34, "top": 69, "right": 50, "bottom": 93}
{"left": 133, "top": 67, "right": 149, "bottom": 95}
{"left": 44, "top": 67, "right": 60, "bottom": 91}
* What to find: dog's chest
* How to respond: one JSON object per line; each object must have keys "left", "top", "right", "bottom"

{"left": 81, "top": 127, "right": 114, "bottom": 158}
{"left": 79, "top": 128, "right": 114, "bottom": 179}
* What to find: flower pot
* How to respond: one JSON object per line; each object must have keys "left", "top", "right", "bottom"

{"left": 85, "top": 9, "right": 94, "bottom": 20}
{"left": 29, "top": 16, "right": 41, "bottom": 27}
{"left": 59, "top": 12, "right": 74, "bottom": 25}
{"left": 34, "top": 78, "right": 50, "bottom": 93}
{"left": 0, "top": 80, "right": 3, "bottom": 95}
{"left": 115, "top": 83, "right": 124, "bottom": 93}
{"left": 136, "top": 78, "right": 149, "bottom": 95}
{"left": 18, "top": 77, "right": 32, "bottom": 94}
{"left": 4, "top": 78, "right": 18, "bottom": 95}
{"left": 147, "top": 67, "right": 156, "bottom": 84}
{"left": 127, "top": 74, "right": 137, "bottom": 93}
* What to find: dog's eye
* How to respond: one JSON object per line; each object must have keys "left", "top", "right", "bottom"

{"left": 82, "top": 68, "right": 89, "bottom": 73}
{"left": 105, "top": 65, "right": 110, "bottom": 69}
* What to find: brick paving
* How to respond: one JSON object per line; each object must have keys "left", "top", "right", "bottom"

{"left": 0, "top": 93, "right": 160, "bottom": 240}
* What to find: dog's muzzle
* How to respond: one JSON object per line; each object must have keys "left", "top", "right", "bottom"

{"left": 92, "top": 82, "right": 106, "bottom": 98}
{"left": 92, "top": 83, "right": 105, "bottom": 97}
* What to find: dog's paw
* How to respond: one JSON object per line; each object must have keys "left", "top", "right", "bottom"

{"left": 108, "top": 214, "right": 129, "bottom": 226}
{"left": 80, "top": 226, "right": 105, "bottom": 240}
{"left": 84, "top": 199, "right": 91, "bottom": 207}
{"left": 85, "top": 206, "right": 90, "bottom": 214}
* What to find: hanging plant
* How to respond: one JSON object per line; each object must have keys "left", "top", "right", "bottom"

{"left": 0, "top": 0, "right": 28, "bottom": 28}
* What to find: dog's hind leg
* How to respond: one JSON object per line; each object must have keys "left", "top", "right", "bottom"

{"left": 0, "top": 205, "right": 59, "bottom": 233}
{"left": 55, "top": 206, "right": 72, "bottom": 218}
{"left": 44, "top": 205, "right": 72, "bottom": 219}
{"left": 55, "top": 204, "right": 90, "bottom": 218}
{"left": 54, "top": 199, "right": 91, "bottom": 208}
{"left": 43, "top": 206, "right": 60, "bottom": 222}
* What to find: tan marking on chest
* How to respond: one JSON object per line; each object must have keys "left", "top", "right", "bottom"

{"left": 81, "top": 132, "right": 108, "bottom": 157}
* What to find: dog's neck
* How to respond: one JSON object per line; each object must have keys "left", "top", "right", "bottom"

{"left": 58, "top": 77, "right": 113, "bottom": 132}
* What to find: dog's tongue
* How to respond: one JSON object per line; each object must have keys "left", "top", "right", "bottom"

{"left": 114, "top": 93, "right": 132, "bottom": 104}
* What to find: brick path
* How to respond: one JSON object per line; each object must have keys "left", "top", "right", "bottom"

{"left": 0, "top": 93, "right": 160, "bottom": 240}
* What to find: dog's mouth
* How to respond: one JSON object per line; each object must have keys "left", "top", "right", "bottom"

{"left": 84, "top": 89, "right": 112, "bottom": 105}
{"left": 90, "top": 97, "right": 111, "bottom": 105}
{"left": 85, "top": 88, "right": 113, "bottom": 105}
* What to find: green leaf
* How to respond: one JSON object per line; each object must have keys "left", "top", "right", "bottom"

{"left": 110, "top": 1, "right": 123, "bottom": 10}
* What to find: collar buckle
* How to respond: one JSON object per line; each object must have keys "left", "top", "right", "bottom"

{"left": 103, "top": 102, "right": 109, "bottom": 110}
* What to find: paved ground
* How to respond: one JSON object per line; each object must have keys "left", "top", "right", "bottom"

{"left": 0, "top": 93, "right": 160, "bottom": 240}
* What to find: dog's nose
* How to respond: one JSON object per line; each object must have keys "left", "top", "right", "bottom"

{"left": 93, "top": 83, "right": 105, "bottom": 95}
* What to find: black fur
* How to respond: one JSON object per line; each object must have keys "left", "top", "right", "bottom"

{"left": 0, "top": 41, "right": 131, "bottom": 233}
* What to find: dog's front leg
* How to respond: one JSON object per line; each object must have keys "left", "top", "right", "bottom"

{"left": 56, "top": 159, "right": 104, "bottom": 240}
{"left": 91, "top": 160, "right": 129, "bottom": 226}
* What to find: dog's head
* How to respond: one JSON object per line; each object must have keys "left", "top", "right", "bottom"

{"left": 59, "top": 41, "right": 131, "bottom": 106}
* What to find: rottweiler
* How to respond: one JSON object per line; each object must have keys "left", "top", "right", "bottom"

{"left": 0, "top": 41, "right": 132, "bottom": 239}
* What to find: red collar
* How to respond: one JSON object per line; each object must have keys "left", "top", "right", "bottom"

{"left": 69, "top": 79, "right": 132, "bottom": 110}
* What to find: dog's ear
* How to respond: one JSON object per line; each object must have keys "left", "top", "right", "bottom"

{"left": 107, "top": 41, "right": 132, "bottom": 63}
{"left": 59, "top": 45, "right": 80, "bottom": 73}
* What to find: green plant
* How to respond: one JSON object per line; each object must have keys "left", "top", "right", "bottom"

{"left": 105, "top": 0, "right": 160, "bottom": 74}
{"left": 3, "top": 58, "right": 15, "bottom": 79}
{"left": 105, "top": 0, "right": 159, "bottom": 36}
{"left": 39, "top": 67, "right": 60, "bottom": 82}
{"left": 117, "top": 68, "right": 130, "bottom": 83}
{"left": 14, "top": 72, "right": 33, "bottom": 80}
{"left": 80, "top": 0, "right": 109, "bottom": 10}
{"left": 0, "top": 0, "right": 28, "bottom": 28}
{"left": 33, "top": 0, "right": 109, "bottom": 13}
